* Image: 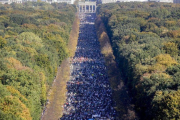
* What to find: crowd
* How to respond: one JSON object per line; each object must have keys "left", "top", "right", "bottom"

{"left": 60, "top": 13, "right": 116, "bottom": 120}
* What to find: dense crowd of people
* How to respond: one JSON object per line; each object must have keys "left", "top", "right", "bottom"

{"left": 60, "top": 13, "right": 116, "bottom": 120}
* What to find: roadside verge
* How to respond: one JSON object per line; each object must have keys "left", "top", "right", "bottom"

{"left": 95, "top": 16, "right": 138, "bottom": 120}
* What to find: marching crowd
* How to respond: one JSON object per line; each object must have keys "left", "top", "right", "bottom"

{"left": 60, "top": 13, "right": 116, "bottom": 120}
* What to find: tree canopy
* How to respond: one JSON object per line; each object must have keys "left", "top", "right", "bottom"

{"left": 97, "top": 2, "right": 180, "bottom": 119}
{"left": 0, "top": 2, "right": 76, "bottom": 120}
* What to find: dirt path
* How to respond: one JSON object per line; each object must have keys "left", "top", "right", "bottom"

{"left": 41, "top": 12, "right": 79, "bottom": 120}
{"left": 41, "top": 59, "right": 70, "bottom": 120}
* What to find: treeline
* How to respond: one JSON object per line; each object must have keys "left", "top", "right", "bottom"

{"left": 97, "top": 2, "right": 180, "bottom": 119}
{"left": 95, "top": 17, "right": 138, "bottom": 120}
{"left": 0, "top": 2, "right": 76, "bottom": 120}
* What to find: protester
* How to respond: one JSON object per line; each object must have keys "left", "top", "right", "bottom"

{"left": 60, "top": 13, "right": 116, "bottom": 120}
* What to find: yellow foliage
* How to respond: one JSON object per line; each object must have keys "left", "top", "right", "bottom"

{"left": 41, "top": 83, "right": 47, "bottom": 105}
{"left": 0, "top": 36, "right": 7, "bottom": 48}
{"left": 6, "top": 86, "right": 27, "bottom": 102}
{"left": 160, "top": 26, "right": 168, "bottom": 34}
{"left": 165, "top": 20, "right": 176, "bottom": 27}
{"left": 7, "top": 30, "right": 17, "bottom": 36}
{"left": 154, "top": 73, "right": 171, "bottom": 79}
{"left": 155, "top": 54, "right": 178, "bottom": 67}
{"left": 155, "top": 90, "right": 163, "bottom": 96}
{"left": 100, "top": 31, "right": 114, "bottom": 56}
{"left": 141, "top": 54, "right": 178, "bottom": 74}
{"left": 0, "top": 96, "right": 32, "bottom": 120}
{"left": 48, "top": 24, "right": 60, "bottom": 30}
{"left": 24, "top": 47, "right": 38, "bottom": 56}
{"left": 39, "top": 72, "right": 45, "bottom": 82}
{"left": 54, "top": 67, "right": 58, "bottom": 74}
{"left": 153, "top": 90, "right": 180, "bottom": 119}
{"left": 117, "top": 16, "right": 128, "bottom": 22}
{"left": 167, "top": 30, "right": 180, "bottom": 38}
{"left": 163, "top": 42, "right": 178, "bottom": 56}
{"left": 15, "top": 44, "right": 37, "bottom": 56}
{"left": 21, "top": 102, "right": 32, "bottom": 120}
{"left": 22, "top": 24, "right": 38, "bottom": 29}
{"left": 96, "top": 18, "right": 113, "bottom": 57}
{"left": 6, "top": 57, "right": 22, "bottom": 69}
{"left": 4, "top": 35, "right": 11, "bottom": 39}
{"left": 10, "top": 51, "right": 16, "bottom": 55}
{"left": 39, "top": 72, "right": 46, "bottom": 105}
{"left": 148, "top": 64, "right": 166, "bottom": 72}
{"left": 135, "top": 64, "right": 149, "bottom": 75}
{"left": 6, "top": 57, "right": 31, "bottom": 71}
{"left": 139, "top": 31, "right": 158, "bottom": 37}
{"left": 108, "top": 15, "right": 118, "bottom": 26}
{"left": 0, "top": 16, "right": 7, "bottom": 22}
{"left": 148, "top": 17, "right": 160, "bottom": 22}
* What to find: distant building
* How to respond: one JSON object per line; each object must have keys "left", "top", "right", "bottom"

{"left": 173, "top": 0, "right": 180, "bottom": 3}
{"left": 149, "top": 0, "right": 158, "bottom": 2}
{"left": 159, "top": 0, "right": 173, "bottom": 3}
{"left": 0, "top": 0, "right": 37, "bottom": 4}
{"left": 46, "top": 0, "right": 75, "bottom": 4}
{"left": 102, "top": 0, "right": 174, "bottom": 3}
{"left": 0, "top": 0, "right": 74, "bottom": 4}
{"left": 23, "top": 0, "right": 37, "bottom": 2}
{"left": 101, "top": 0, "right": 116, "bottom": 4}
{"left": 0, "top": 0, "right": 11, "bottom": 4}
{"left": 116, "top": 0, "right": 148, "bottom": 2}
{"left": 0, "top": 0, "right": 23, "bottom": 4}
{"left": 149, "top": 0, "right": 173, "bottom": 2}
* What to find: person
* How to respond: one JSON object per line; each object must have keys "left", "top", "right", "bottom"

{"left": 60, "top": 13, "right": 116, "bottom": 120}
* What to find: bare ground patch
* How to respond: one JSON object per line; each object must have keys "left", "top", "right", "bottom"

{"left": 41, "top": 59, "right": 70, "bottom": 120}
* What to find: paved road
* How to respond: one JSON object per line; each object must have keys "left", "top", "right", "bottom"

{"left": 60, "top": 13, "right": 116, "bottom": 120}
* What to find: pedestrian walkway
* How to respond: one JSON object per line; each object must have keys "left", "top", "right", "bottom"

{"left": 60, "top": 13, "right": 116, "bottom": 120}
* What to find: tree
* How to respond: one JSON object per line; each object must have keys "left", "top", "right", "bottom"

{"left": 152, "top": 90, "right": 180, "bottom": 119}
{"left": 0, "top": 36, "right": 6, "bottom": 48}
{"left": 163, "top": 42, "right": 178, "bottom": 57}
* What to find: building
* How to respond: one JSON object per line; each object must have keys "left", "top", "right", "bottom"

{"left": 116, "top": 0, "right": 148, "bottom": 2}
{"left": 149, "top": 0, "right": 173, "bottom": 2}
{"left": 101, "top": 0, "right": 117, "bottom": 4}
{"left": 149, "top": 0, "right": 158, "bottom": 2}
{"left": 0, "top": 0, "right": 74, "bottom": 4}
{"left": 46, "top": 0, "right": 75, "bottom": 4}
{"left": 173, "top": 0, "right": 180, "bottom": 3}
{"left": 0, "top": 0, "right": 11, "bottom": 4}
{"left": 0, "top": 0, "right": 37, "bottom": 4}
{"left": 0, "top": 0, "right": 23, "bottom": 4}
{"left": 159, "top": 0, "right": 173, "bottom": 3}
{"left": 78, "top": 1, "right": 96, "bottom": 13}
{"left": 102, "top": 0, "right": 174, "bottom": 3}
{"left": 56, "top": 0, "right": 74, "bottom": 4}
{"left": 104, "top": 0, "right": 149, "bottom": 3}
